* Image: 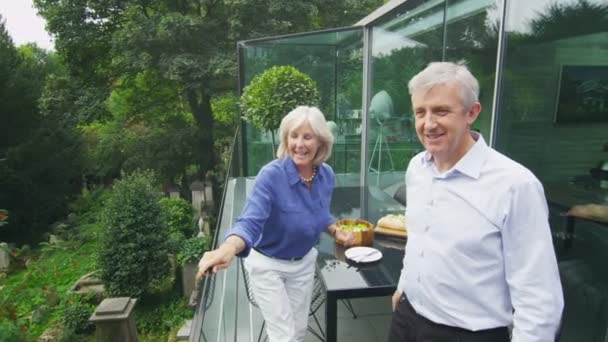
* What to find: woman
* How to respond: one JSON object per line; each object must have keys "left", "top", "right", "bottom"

{"left": 196, "top": 106, "right": 353, "bottom": 342}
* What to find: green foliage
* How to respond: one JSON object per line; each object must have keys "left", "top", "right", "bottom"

{"left": 176, "top": 236, "right": 211, "bottom": 266}
{"left": 39, "top": 74, "right": 111, "bottom": 125}
{"left": 32, "top": 0, "right": 381, "bottom": 181}
{"left": 241, "top": 66, "right": 320, "bottom": 133}
{"left": 0, "top": 116, "right": 83, "bottom": 243}
{"left": 212, "top": 92, "right": 241, "bottom": 164}
{"left": 68, "top": 187, "right": 110, "bottom": 224}
{"left": 0, "top": 225, "right": 99, "bottom": 338}
{"left": 212, "top": 92, "right": 240, "bottom": 126}
{"left": 159, "top": 197, "right": 195, "bottom": 252}
{"left": 530, "top": 0, "right": 608, "bottom": 42}
{"left": 0, "top": 188, "right": 189, "bottom": 340}
{"left": 108, "top": 71, "right": 184, "bottom": 123}
{"left": 0, "top": 320, "right": 24, "bottom": 341}
{"left": 80, "top": 113, "right": 198, "bottom": 188}
{"left": 98, "top": 170, "right": 171, "bottom": 298}
{"left": 119, "top": 117, "right": 198, "bottom": 187}
{"left": 79, "top": 121, "right": 127, "bottom": 182}
{"left": 0, "top": 18, "right": 83, "bottom": 243}
{"left": 135, "top": 290, "right": 192, "bottom": 336}
{"left": 62, "top": 303, "right": 95, "bottom": 335}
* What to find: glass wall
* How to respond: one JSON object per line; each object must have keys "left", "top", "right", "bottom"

{"left": 196, "top": 0, "right": 608, "bottom": 339}
{"left": 365, "top": 0, "right": 500, "bottom": 205}
{"left": 239, "top": 28, "right": 364, "bottom": 183}
{"left": 494, "top": 0, "right": 608, "bottom": 340}
{"left": 211, "top": 1, "right": 608, "bottom": 340}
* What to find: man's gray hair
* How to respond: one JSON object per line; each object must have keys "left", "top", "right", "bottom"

{"left": 408, "top": 61, "right": 479, "bottom": 110}
{"left": 276, "top": 106, "right": 334, "bottom": 165}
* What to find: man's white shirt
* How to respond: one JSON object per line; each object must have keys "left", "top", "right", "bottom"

{"left": 398, "top": 133, "right": 563, "bottom": 342}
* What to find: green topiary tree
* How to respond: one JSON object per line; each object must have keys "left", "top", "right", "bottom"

{"left": 98, "top": 170, "right": 170, "bottom": 298}
{"left": 240, "top": 66, "right": 320, "bottom": 150}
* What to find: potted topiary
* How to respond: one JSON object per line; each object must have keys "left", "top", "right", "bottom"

{"left": 240, "top": 65, "right": 320, "bottom": 153}
{"left": 177, "top": 236, "right": 211, "bottom": 299}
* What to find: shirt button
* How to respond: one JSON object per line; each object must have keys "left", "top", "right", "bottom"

{"left": 419, "top": 250, "right": 424, "bottom": 257}
{"left": 417, "top": 275, "right": 421, "bottom": 282}
{"left": 428, "top": 199, "right": 434, "bottom": 206}
{"left": 425, "top": 225, "right": 430, "bottom": 232}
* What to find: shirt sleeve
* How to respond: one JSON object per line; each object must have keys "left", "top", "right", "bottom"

{"left": 502, "top": 177, "right": 564, "bottom": 342}
{"left": 224, "top": 167, "right": 274, "bottom": 257}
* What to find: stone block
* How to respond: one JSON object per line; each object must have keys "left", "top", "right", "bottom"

{"left": 89, "top": 297, "right": 138, "bottom": 342}
{"left": 176, "top": 320, "right": 192, "bottom": 340}
{"left": 0, "top": 242, "right": 9, "bottom": 272}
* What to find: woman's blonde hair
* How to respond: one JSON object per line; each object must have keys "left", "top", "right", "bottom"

{"left": 276, "top": 106, "right": 334, "bottom": 165}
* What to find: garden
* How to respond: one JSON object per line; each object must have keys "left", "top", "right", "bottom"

{"left": 0, "top": 172, "right": 211, "bottom": 341}
{"left": 1, "top": 1, "right": 385, "bottom": 340}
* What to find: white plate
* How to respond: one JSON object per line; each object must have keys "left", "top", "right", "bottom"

{"left": 345, "top": 246, "right": 382, "bottom": 263}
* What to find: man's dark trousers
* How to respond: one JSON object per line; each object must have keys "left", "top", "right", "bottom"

{"left": 387, "top": 292, "right": 510, "bottom": 342}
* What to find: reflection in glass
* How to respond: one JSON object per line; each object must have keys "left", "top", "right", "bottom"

{"left": 367, "top": 0, "right": 443, "bottom": 192}
{"left": 239, "top": 29, "right": 364, "bottom": 179}
{"left": 495, "top": 1, "right": 608, "bottom": 340}
{"left": 444, "top": 0, "right": 500, "bottom": 138}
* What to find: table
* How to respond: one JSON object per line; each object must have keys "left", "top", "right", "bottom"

{"left": 545, "top": 182, "right": 608, "bottom": 251}
{"left": 316, "top": 185, "right": 406, "bottom": 342}
{"left": 316, "top": 236, "right": 404, "bottom": 342}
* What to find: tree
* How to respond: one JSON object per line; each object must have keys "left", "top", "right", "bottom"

{"left": 530, "top": 0, "right": 608, "bottom": 42}
{"left": 0, "top": 16, "right": 82, "bottom": 243}
{"left": 240, "top": 66, "right": 320, "bottom": 148}
{"left": 33, "top": 0, "right": 385, "bottom": 181}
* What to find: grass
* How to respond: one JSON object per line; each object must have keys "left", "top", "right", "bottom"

{"left": 0, "top": 188, "right": 195, "bottom": 341}
{"left": 0, "top": 223, "right": 99, "bottom": 339}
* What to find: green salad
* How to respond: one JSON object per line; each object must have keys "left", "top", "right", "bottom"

{"left": 339, "top": 223, "right": 369, "bottom": 232}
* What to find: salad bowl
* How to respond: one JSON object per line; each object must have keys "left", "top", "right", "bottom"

{"left": 335, "top": 218, "right": 374, "bottom": 246}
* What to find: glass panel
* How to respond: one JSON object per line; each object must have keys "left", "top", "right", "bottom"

{"left": 495, "top": 0, "right": 608, "bottom": 340}
{"left": 366, "top": 0, "right": 444, "bottom": 221}
{"left": 239, "top": 29, "right": 364, "bottom": 178}
{"left": 332, "top": 35, "right": 365, "bottom": 184}
{"left": 444, "top": 0, "right": 500, "bottom": 137}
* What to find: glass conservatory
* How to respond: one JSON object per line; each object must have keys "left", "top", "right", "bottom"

{"left": 190, "top": 0, "right": 608, "bottom": 341}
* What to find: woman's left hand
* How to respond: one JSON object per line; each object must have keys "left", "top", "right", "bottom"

{"left": 335, "top": 229, "right": 356, "bottom": 246}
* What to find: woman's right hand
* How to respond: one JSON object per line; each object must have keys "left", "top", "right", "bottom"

{"left": 196, "top": 243, "right": 238, "bottom": 280}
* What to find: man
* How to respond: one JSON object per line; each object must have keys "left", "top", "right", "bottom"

{"left": 388, "top": 62, "right": 563, "bottom": 342}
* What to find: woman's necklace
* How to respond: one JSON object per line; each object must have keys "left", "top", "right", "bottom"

{"left": 300, "top": 166, "right": 317, "bottom": 184}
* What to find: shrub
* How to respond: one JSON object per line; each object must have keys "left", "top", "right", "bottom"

{"left": 135, "top": 290, "right": 193, "bottom": 335}
{"left": 159, "top": 197, "right": 195, "bottom": 245}
{"left": 69, "top": 186, "right": 110, "bottom": 223}
{"left": 62, "top": 303, "right": 95, "bottom": 335}
{"left": 240, "top": 66, "right": 320, "bottom": 140}
{"left": 60, "top": 328, "right": 83, "bottom": 342}
{"left": 98, "top": 170, "right": 171, "bottom": 297}
{"left": 0, "top": 320, "right": 23, "bottom": 341}
{"left": 176, "top": 237, "right": 211, "bottom": 266}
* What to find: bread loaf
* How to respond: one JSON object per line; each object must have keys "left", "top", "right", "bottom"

{"left": 377, "top": 214, "right": 406, "bottom": 231}
{"left": 375, "top": 214, "right": 407, "bottom": 238}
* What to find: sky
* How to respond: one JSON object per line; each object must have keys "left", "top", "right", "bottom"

{"left": 0, "top": 0, "right": 54, "bottom": 50}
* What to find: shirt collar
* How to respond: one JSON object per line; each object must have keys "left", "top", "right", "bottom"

{"left": 282, "top": 157, "right": 323, "bottom": 186}
{"left": 421, "top": 131, "right": 489, "bottom": 179}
